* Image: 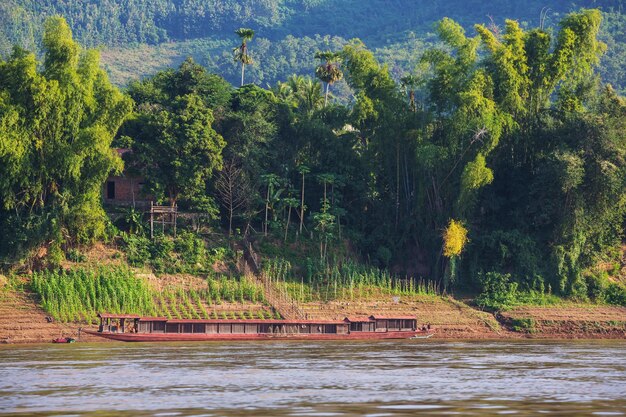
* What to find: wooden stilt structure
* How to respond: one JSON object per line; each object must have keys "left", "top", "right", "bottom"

{"left": 150, "top": 202, "right": 178, "bottom": 238}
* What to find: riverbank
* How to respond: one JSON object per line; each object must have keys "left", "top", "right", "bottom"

{"left": 1, "top": 286, "right": 624, "bottom": 343}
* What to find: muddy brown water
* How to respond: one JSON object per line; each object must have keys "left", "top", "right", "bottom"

{"left": 0, "top": 340, "right": 625, "bottom": 416}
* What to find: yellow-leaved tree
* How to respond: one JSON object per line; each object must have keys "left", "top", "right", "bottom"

{"left": 443, "top": 219, "right": 469, "bottom": 258}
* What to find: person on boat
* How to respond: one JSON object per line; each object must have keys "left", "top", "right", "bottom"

{"left": 421, "top": 324, "right": 427, "bottom": 331}
{"left": 427, "top": 323, "right": 431, "bottom": 331}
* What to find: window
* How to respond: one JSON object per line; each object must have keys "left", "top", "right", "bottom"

{"left": 324, "top": 324, "right": 337, "bottom": 334}
{"left": 106, "top": 181, "right": 115, "bottom": 199}
{"left": 350, "top": 322, "right": 363, "bottom": 331}
{"left": 152, "top": 321, "right": 165, "bottom": 333}
{"left": 166, "top": 323, "right": 179, "bottom": 333}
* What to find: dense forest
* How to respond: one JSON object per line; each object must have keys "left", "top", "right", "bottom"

{"left": 1, "top": 0, "right": 625, "bottom": 93}
{"left": 0, "top": 8, "right": 625, "bottom": 307}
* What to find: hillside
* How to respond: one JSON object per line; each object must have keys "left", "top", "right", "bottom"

{"left": 1, "top": 0, "right": 625, "bottom": 91}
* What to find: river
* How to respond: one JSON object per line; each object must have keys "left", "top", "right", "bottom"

{"left": 0, "top": 340, "right": 625, "bottom": 416}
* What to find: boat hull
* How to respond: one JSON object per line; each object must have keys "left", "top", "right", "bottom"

{"left": 82, "top": 329, "right": 432, "bottom": 342}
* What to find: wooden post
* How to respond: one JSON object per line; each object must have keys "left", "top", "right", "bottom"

{"left": 173, "top": 204, "right": 177, "bottom": 237}
{"left": 150, "top": 201, "right": 154, "bottom": 239}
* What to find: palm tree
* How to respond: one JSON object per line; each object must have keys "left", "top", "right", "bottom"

{"left": 233, "top": 28, "right": 255, "bottom": 86}
{"left": 315, "top": 51, "right": 343, "bottom": 107}
{"left": 400, "top": 74, "right": 420, "bottom": 112}
{"left": 283, "top": 75, "right": 324, "bottom": 114}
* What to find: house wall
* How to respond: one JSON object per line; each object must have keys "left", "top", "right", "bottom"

{"left": 103, "top": 175, "right": 151, "bottom": 206}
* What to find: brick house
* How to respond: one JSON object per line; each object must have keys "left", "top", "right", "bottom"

{"left": 103, "top": 149, "right": 152, "bottom": 207}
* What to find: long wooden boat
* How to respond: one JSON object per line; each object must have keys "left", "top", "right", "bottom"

{"left": 82, "top": 313, "right": 433, "bottom": 342}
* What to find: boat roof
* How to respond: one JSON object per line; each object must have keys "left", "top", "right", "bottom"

{"left": 344, "top": 316, "right": 374, "bottom": 322}
{"left": 164, "top": 319, "right": 345, "bottom": 325}
{"left": 98, "top": 313, "right": 414, "bottom": 323}
{"left": 98, "top": 313, "right": 144, "bottom": 319}
{"left": 370, "top": 315, "right": 416, "bottom": 320}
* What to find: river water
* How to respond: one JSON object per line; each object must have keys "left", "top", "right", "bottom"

{"left": 0, "top": 340, "right": 625, "bottom": 416}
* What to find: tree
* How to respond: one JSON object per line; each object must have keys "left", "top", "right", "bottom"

{"left": 233, "top": 28, "right": 255, "bottom": 86}
{"left": 0, "top": 17, "right": 132, "bottom": 263}
{"left": 282, "top": 197, "right": 299, "bottom": 242}
{"left": 297, "top": 164, "right": 310, "bottom": 235}
{"left": 400, "top": 74, "right": 420, "bottom": 112}
{"left": 261, "top": 173, "right": 281, "bottom": 236}
{"left": 215, "top": 159, "right": 254, "bottom": 236}
{"left": 315, "top": 51, "right": 343, "bottom": 107}
{"left": 129, "top": 94, "right": 225, "bottom": 206}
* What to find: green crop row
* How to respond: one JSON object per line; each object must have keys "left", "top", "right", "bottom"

{"left": 30, "top": 268, "right": 270, "bottom": 322}
{"left": 31, "top": 266, "right": 156, "bottom": 322}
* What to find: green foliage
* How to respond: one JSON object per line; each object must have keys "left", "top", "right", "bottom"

{"left": 204, "top": 273, "right": 265, "bottom": 305}
{"left": 605, "top": 282, "right": 626, "bottom": 306}
{"left": 120, "top": 58, "right": 229, "bottom": 211}
{"left": 121, "top": 231, "right": 219, "bottom": 274}
{"left": 510, "top": 317, "right": 536, "bottom": 333}
{"left": 0, "top": 9, "right": 624, "bottom": 315}
{"left": 31, "top": 266, "right": 156, "bottom": 322}
{"left": 0, "top": 17, "right": 132, "bottom": 264}
{"left": 475, "top": 272, "right": 519, "bottom": 310}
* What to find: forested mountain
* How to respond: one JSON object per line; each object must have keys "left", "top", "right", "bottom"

{"left": 1, "top": 1, "right": 625, "bottom": 92}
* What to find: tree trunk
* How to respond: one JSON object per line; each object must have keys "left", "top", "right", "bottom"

{"left": 324, "top": 83, "right": 329, "bottom": 107}
{"left": 284, "top": 206, "right": 291, "bottom": 243}
{"left": 228, "top": 200, "right": 234, "bottom": 236}
{"left": 264, "top": 185, "right": 270, "bottom": 236}
{"left": 299, "top": 172, "right": 305, "bottom": 235}
{"left": 241, "top": 62, "right": 245, "bottom": 87}
{"left": 395, "top": 143, "right": 400, "bottom": 229}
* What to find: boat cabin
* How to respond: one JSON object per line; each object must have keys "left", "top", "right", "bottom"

{"left": 97, "top": 313, "right": 416, "bottom": 335}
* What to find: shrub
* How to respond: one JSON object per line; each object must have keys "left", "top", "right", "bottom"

{"left": 476, "top": 271, "right": 518, "bottom": 310}
{"left": 122, "top": 233, "right": 151, "bottom": 267}
{"left": 66, "top": 249, "right": 86, "bottom": 263}
{"left": 510, "top": 318, "right": 536, "bottom": 333}
{"left": 605, "top": 283, "right": 626, "bottom": 306}
{"left": 174, "top": 231, "right": 207, "bottom": 269}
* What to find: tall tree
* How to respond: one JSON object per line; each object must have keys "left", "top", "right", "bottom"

{"left": 233, "top": 28, "right": 255, "bottom": 87}
{"left": 315, "top": 51, "right": 343, "bottom": 107}
{"left": 0, "top": 17, "right": 132, "bottom": 263}
{"left": 215, "top": 159, "right": 254, "bottom": 236}
{"left": 128, "top": 94, "right": 225, "bottom": 207}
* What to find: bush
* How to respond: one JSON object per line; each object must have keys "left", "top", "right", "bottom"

{"left": 475, "top": 271, "right": 518, "bottom": 310}
{"left": 510, "top": 318, "right": 536, "bottom": 333}
{"left": 605, "top": 283, "right": 626, "bottom": 306}
{"left": 66, "top": 249, "right": 86, "bottom": 263}
{"left": 174, "top": 231, "right": 207, "bottom": 268}
{"left": 122, "top": 233, "right": 151, "bottom": 267}
{"left": 585, "top": 272, "right": 608, "bottom": 302}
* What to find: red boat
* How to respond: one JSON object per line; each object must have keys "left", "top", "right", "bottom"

{"left": 82, "top": 313, "right": 433, "bottom": 342}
